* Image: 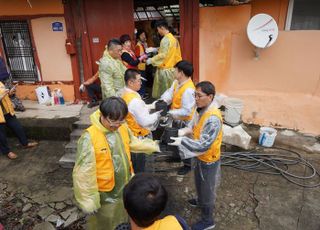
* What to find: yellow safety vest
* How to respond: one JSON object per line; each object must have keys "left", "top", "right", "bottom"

{"left": 193, "top": 107, "right": 223, "bottom": 163}
{"left": 145, "top": 215, "right": 182, "bottom": 230}
{"left": 86, "top": 124, "right": 133, "bottom": 192}
{"left": 171, "top": 79, "right": 195, "bottom": 121}
{"left": 136, "top": 42, "right": 146, "bottom": 71}
{"left": 159, "top": 33, "right": 182, "bottom": 69}
{"left": 122, "top": 92, "right": 150, "bottom": 137}
{"left": 0, "top": 82, "right": 14, "bottom": 123}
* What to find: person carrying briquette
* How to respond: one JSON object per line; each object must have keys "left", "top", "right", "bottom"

{"left": 120, "top": 69, "right": 162, "bottom": 173}
{"left": 73, "top": 97, "right": 159, "bottom": 230}
{"left": 169, "top": 81, "right": 223, "bottom": 230}
{"left": 98, "top": 39, "right": 126, "bottom": 99}
{"left": 151, "top": 60, "right": 196, "bottom": 176}
{"left": 146, "top": 19, "right": 182, "bottom": 99}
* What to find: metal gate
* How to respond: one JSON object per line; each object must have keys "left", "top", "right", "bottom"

{"left": 0, "top": 20, "right": 38, "bottom": 82}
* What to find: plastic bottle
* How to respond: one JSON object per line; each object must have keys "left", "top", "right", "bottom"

{"left": 51, "top": 91, "right": 55, "bottom": 106}
{"left": 54, "top": 90, "right": 59, "bottom": 105}
{"left": 57, "top": 89, "right": 65, "bottom": 105}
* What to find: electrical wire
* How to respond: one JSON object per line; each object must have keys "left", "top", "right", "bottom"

{"left": 221, "top": 146, "right": 320, "bottom": 188}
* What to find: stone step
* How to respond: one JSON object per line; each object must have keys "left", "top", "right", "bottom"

{"left": 59, "top": 152, "right": 76, "bottom": 169}
{"left": 72, "top": 120, "right": 90, "bottom": 130}
{"left": 64, "top": 141, "right": 77, "bottom": 154}
{"left": 70, "top": 129, "right": 84, "bottom": 141}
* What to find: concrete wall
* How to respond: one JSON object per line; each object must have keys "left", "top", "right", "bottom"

{"left": 199, "top": 0, "right": 320, "bottom": 134}
{"left": 31, "top": 17, "right": 72, "bottom": 82}
{"left": 0, "top": 0, "right": 63, "bottom": 15}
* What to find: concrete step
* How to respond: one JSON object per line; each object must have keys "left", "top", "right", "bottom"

{"left": 70, "top": 129, "right": 84, "bottom": 141}
{"left": 72, "top": 120, "right": 90, "bottom": 130}
{"left": 64, "top": 141, "right": 77, "bottom": 154}
{"left": 59, "top": 152, "right": 76, "bottom": 169}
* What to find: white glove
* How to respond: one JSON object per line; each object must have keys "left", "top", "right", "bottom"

{"left": 146, "top": 100, "right": 157, "bottom": 110}
{"left": 153, "top": 110, "right": 163, "bottom": 119}
{"left": 146, "top": 58, "right": 152, "bottom": 65}
{"left": 79, "top": 84, "right": 85, "bottom": 92}
{"left": 178, "top": 127, "right": 193, "bottom": 137}
{"left": 168, "top": 137, "right": 183, "bottom": 146}
{"left": 167, "top": 110, "right": 178, "bottom": 119}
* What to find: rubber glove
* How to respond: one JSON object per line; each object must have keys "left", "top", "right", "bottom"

{"left": 138, "top": 54, "right": 148, "bottom": 62}
{"left": 168, "top": 137, "right": 183, "bottom": 146}
{"left": 146, "top": 100, "right": 157, "bottom": 110}
{"left": 153, "top": 110, "right": 163, "bottom": 119}
{"left": 178, "top": 127, "right": 193, "bottom": 137}
{"left": 167, "top": 110, "right": 178, "bottom": 119}
{"left": 146, "top": 58, "right": 152, "bottom": 65}
{"left": 79, "top": 84, "right": 85, "bottom": 92}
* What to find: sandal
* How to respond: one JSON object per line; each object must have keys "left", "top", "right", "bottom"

{"left": 7, "top": 152, "right": 18, "bottom": 159}
{"left": 24, "top": 141, "right": 38, "bottom": 148}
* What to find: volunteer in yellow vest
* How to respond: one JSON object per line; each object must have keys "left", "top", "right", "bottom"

{"left": 0, "top": 54, "right": 38, "bottom": 159}
{"left": 156, "top": 60, "right": 196, "bottom": 176}
{"left": 169, "top": 81, "right": 223, "bottom": 230}
{"left": 98, "top": 39, "right": 126, "bottom": 99}
{"left": 115, "top": 173, "right": 189, "bottom": 230}
{"left": 146, "top": 20, "right": 182, "bottom": 99}
{"left": 72, "top": 97, "right": 159, "bottom": 230}
{"left": 120, "top": 69, "right": 161, "bottom": 172}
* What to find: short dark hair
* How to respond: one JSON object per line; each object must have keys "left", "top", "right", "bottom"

{"left": 136, "top": 29, "right": 146, "bottom": 40}
{"left": 99, "top": 97, "right": 128, "bottom": 120}
{"left": 124, "top": 69, "right": 140, "bottom": 85}
{"left": 120, "top": 34, "right": 131, "bottom": 45}
{"left": 107, "top": 38, "right": 122, "bottom": 50}
{"left": 175, "top": 60, "right": 193, "bottom": 77}
{"left": 196, "top": 81, "right": 216, "bottom": 98}
{"left": 123, "top": 173, "right": 168, "bottom": 228}
{"left": 155, "top": 20, "right": 169, "bottom": 30}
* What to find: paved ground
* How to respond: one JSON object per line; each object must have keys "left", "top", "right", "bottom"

{"left": 0, "top": 138, "right": 319, "bottom": 229}
{"left": 0, "top": 101, "right": 319, "bottom": 229}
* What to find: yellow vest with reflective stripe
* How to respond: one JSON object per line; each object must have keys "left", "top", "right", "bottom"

{"left": 0, "top": 82, "right": 14, "bottom": 123}
{"left": 171, "top": 79, "right": 195, "bottom": 121}
{"left": 193, "top": 107, "right": 223, "bottom": 163}
{"left": 145, "top": 215, "right": 182, "bottom": 230}
{"left": 159, "top": 33, "right": 182, "bottom": 69}
{"left": 122, "top": 92, "right": 150, "bottom": 137}
{"left": 86, "top": 124, "right": 133, "bottom": 192}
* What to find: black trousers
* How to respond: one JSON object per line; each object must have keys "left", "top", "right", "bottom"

{"left": 86, "top": 83, "right": 101, "bottom": 102}
{"left": 0, "top": 113, "right": 28, "bottom": 155}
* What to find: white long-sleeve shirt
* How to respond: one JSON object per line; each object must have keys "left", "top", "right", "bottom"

{"left": 160, "top": 79, "right": 195, "bottom": 118}
{"left": 121, "top": 87, "right": 159, "bottom": 131}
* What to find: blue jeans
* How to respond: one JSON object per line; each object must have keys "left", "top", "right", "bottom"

{"left": 194, "top": 159, "right": 221, "bottom": 222}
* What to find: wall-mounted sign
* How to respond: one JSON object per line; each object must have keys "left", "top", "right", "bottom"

{"left": 92, "top": 37, "right": 100, "bottom": 43}
{"left": 52, "top": 22, "right": 63, "bottom": 32}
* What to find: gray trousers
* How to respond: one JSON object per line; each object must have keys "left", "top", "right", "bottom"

{"left": 194, "top": 159, "right": 221, "bottom": 222}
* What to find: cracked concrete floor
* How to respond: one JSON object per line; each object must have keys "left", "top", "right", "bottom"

{"left": 0, "top": 139, "right": 319, "bottom": 229}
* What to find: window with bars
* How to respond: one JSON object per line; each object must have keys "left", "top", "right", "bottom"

{"left": 0, "top": 20, "right": 38, "bottom": 82}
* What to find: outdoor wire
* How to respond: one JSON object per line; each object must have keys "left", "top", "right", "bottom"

{"left": 221, "top": 147, "right": 320, "bottom": 188}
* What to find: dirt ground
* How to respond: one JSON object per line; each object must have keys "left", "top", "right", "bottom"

{"left": 0, "top": 138, "right": 319, "bottom": 230}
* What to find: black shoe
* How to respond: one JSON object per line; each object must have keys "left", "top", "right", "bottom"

{"left": 188, "top": 198, "right": 198, "bottom": 207}
{"left": 87, "top": 101, "right": 99, "bottom": 108}
{"left": 177, "top": 165, "right": 191, "bottom": 176}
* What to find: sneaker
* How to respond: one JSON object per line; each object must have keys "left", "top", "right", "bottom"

{"left": 177, "top": 165, "right": 191, "bottom": 176}
{"left": 188, "top": 198, "right": 198, "bottom": 207}
{"left": 87, "top": 101, "right": 99, "bottom": 108}
{"left": 192, "top": 220, "right": 215, "bottom": 230}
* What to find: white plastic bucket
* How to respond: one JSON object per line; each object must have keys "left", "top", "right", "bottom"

{"left": 224, "top": 98, "right": 243, "bottom": 124}
{"left": 259, "top": 127, "right": 277, "bottom": 147}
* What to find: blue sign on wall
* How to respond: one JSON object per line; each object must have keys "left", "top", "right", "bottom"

{"left": 52, "top": 22, "right": 63, "bottom": 32}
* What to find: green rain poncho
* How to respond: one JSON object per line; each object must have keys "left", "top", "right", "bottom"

{"left": 73, "top": 110, "right": 159, "bottom": 230}
{"left": 98, "top": 50, "right": 126, "bottom": 99}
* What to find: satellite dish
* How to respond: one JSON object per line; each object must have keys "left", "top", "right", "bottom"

{"left": 247, "top": 14, "right": 278, "bottom": 49}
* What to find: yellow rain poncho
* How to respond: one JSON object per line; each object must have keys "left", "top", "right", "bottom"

{"left": 150, "top": 32, "right": 182, "bottom": 99}
{"left": 73, "top": 110, "right": 159, "bottom": 230}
